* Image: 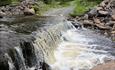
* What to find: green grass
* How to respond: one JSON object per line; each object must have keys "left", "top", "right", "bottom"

{"left": 71, "top": 0, "right": 102, "bottom": 16}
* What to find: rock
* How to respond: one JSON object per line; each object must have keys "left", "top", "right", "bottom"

{"left": 112, "top": 24, "right": 115, "bottom": 30}
{"left": 98, "top": 10, "right": 109, "bottom": 15}
{"left": 96, "top": 7, "right": 103, "bottom": 10}
{"left": 100, "top": 2, "right": 106, "bottom": 7}
{"left": 111, "top": 15, "right": 115, "bottom": 20}
{"left": 88, "top": 8, "right": 97, "bottom": 18}
{"left": 95, "top": 23, "right": 111, "bottom": 30}
{"left": 83, "top": 20, "right": 94, "bottom": 25}
{"left": 83, "top": 14, "right": 89, "bottom": 19}
{"left": 0, "top": 11, "right": 6, "bottom": 18}
{"left": 94, "top": 18, "right": 101, "bottom": 24}
{"left": 111, "top": 31, "right": 115, "bottom": 34}
{"left": 106, "top": 21, "right": 115, "bottom": 26}
{"left": 24, "top": 7, "right": 35, "bottom": 15}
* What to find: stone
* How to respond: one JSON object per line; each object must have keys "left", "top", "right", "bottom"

{"left": 0, "top": 11, "right": 6, "bottom": 18}
{"left": 95, "top": 23, "right": 111, "bottom": 30}
{"left": 83, "top": 14, "right": 89, "bottom": 19}
{"left": 98, "top": 10, "right": 109, "bottom": 15}
{"left": 100, "top": 2, "right": 106, "bottom": 7}
{"left": 94, "top": 18, "right": 101, "bottom": 24}
{"left": 106, "top": 21, "right": 115, "bottom": 26}
{"left": 111, "top": 15, "right": 115, "bottom": 20}
{"left": 24, "top": 7, "right": 35, "bottom": 15}
{"left": 111, "top": 31, "right": 115, "bottom": 34}
{"left": 88, "top": 8, "right": 97, "bottom": 18}
{"left": 83, "top": 20, "right": 94, "bottom": 25}
{"left": 96, "top": 7, "right": 103, "bottom": 10}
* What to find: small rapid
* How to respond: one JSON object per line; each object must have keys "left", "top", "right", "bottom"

{"left": 49, "top": 21, "right": 115, "bottom": 70}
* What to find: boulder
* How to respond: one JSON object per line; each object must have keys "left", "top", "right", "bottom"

{"left": 24, "top": 7, "right": 35, "bottom": 15}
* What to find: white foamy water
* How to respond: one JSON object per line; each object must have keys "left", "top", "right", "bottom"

{"left": 50, "top": 28, "right": 115, "bottom": 70}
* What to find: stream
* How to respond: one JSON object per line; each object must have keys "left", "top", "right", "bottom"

{"left": 0, "top": 15, "right": 115, "bottom": 70}
{"left": 49, "top": 22, "right": 115, "bottom": 70}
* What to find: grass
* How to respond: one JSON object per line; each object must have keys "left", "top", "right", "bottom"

{"left": 70, "top": 0, "right": 102, "bottom": 16}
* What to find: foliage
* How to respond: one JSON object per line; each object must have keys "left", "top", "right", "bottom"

{"left": 71, "top": 0, "right": 102, "bottom": 16}
{"left": 0, "top": 0, "right": 19, "bottom": 6}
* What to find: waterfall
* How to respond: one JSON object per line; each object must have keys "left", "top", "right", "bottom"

{"left": 0, "top": 16, "right": 115, "bottom": 70}
{"left": 50, "top": 26, "right": 115, "bottom": 70}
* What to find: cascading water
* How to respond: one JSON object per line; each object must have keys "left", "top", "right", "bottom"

{"left": 0, "top": 16, "right": 115, "bottom": 70}
{"left": 49, "top": 21, "right": 115, "bottom": 70}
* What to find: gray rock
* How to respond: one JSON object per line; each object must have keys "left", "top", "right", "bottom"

{"left": 88, "top": 8, "right": 97, "bottom": 18}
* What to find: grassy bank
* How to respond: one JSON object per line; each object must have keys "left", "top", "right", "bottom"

{"left": 71, "top": 0, "right": 102, "bottom": 16}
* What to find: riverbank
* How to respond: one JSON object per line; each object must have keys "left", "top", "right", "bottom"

{"left": 71, "top": 0, "right": 115, "bottom": 41}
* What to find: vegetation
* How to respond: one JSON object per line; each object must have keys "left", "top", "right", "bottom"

{"left": 71, "top": 0, "right": 102, "bottom": 16}
{"left": 0, "top": 0, "right": 19, "bottom": 6}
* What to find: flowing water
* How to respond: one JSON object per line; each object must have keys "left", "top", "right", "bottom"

{"left": 49, "top": 21, "right": 115, "bottom": 70}
{"left": 0, "top": 16, "right": 115, "bottom": 70}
